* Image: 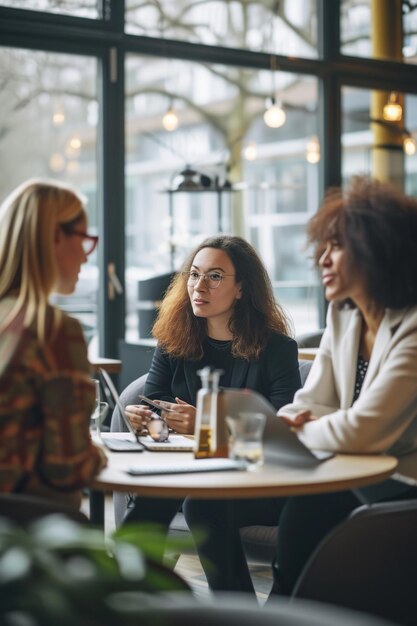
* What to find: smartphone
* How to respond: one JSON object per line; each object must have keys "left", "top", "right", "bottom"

{"left": 138, "top": 394, "right": 174, "bottom": 413}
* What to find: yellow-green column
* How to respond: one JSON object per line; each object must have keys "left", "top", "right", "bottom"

{"left": 370, "top": 0, "right": 404, "bottom": 187}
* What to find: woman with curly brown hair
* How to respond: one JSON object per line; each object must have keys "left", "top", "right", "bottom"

{"left": 126, "top": 235, "right": 299, "bottom": 434}
{"left": 119, "top": 235, "right": 301, "bottom": 569}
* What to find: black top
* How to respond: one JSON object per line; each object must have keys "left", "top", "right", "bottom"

{"left": 201, "top": 337, "right": 234, "bottom": 388}
{"left": 352, "top": 354, "right": 369, "bottom": 404}
{"left": 144, "top": 331, "right": 301, "bottom": 410}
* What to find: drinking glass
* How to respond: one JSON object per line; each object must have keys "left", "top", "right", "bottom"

{"left": 90, "top": 379, "right": 101, "bottom": 433}
{"left": 226, "top": 412, "right": 266, "bottom": 470}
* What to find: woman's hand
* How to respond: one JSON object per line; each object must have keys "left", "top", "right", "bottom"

{"left": 125, "top": 404, "right": 154, "bottom": 434}
{"left": 280, "top": 409, "right": 317, "bottom": 429}
{"left": 158, "top": 398, "right": 196, "bottom": 434}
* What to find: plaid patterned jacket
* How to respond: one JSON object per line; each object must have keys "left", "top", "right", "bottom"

{"left": 0, "top": 297, "right": 105, "bottom": 493}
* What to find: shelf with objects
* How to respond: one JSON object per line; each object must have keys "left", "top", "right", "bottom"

{"left": 134, "top": 167, "right": 236, "bottom": 343}
{"left": 161, "top": 165, "right": 236, "bottom": 271}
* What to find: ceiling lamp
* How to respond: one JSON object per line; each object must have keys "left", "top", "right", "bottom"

{"left": 383, "top": 92, "right": 402, "bottom": 122}
{"left": 53, "top": 110, "right": 65, "bottom": 126}
{"left": 162, "top": 102, "right": 179, "bottom": 132}
{"left": 243, "top": 140, "right": 258, "bottom": 161}
{"left": 264, "top": 54, "right": 286, "bottom": 129}
{"left": 306, "top": 135, "right": 320, "bottom": 164}
{"left": 69, "top": 136, "right": 82, "bottom": 150}
{"left": 264, "top": 97, "right": 286, "bottom": 129}
{"left": 404, "top": 134, "right": 416, "bottom": 156}
{"left": 52, "top": 100, "right": 65, "bottom": 126}
{"left": 49, "top": 152, "right": 65, "bottom": 172}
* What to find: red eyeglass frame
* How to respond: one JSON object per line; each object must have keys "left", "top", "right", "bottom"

{"left": 63, "top": 229, "right": 99, "bottom": 256}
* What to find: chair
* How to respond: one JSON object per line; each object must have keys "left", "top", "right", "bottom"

{"left": 111, "top": 361, "right": 313, "bottom": 564}
{"left": 114, "top": 594, "right": 398, "bottom": 626}
{"left": 296, "top": 329, "right": 324, "bottom": 349}
{"left": 0, "top": 493, "right": 90, "bottom": 527}
{"left": 292, "top": 499, "right": 417, "bottom": 626}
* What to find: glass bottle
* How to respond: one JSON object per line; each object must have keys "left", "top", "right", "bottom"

{"left": 194, "top": 367, "right": 228, "bottom": 459}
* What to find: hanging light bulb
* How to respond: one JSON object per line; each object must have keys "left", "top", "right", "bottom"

{"left": 49, "top": 152, "right": 65, "bottom": 172}
{"left": 69, "top": 136, "right": 82, "bottom": 149}
{"left": 162, "top": 103, "right": 179, "bottom": 132}
{"left": 263, "top": 97, "right": 286, "bottom": 129}
{"left": 404, "top": 134, "right": 416, "bottom": 156}
{"left": 52, "top": 101, "right": 65, "bottom": 126}
{"left": 383, "top": 92, "right": 403, "bottom": 122}
{"left": 66, "top": 160, "right": 80, "bottom": 174}
{"left": 243, "top": 141, "right": 258, "bottom": 161}
{"left": 306, "top": 135, "right": 320, "bottom": 164}
{"left": 66, "top": 135, "right": 82, "bottom": 158}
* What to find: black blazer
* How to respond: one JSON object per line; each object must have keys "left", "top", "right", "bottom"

{"left": 144, "top": 331, "right": 301, "bottom": 411}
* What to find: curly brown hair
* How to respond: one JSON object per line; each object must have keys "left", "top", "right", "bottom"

{"left": 307, "top": 175, "right": 417, "bottom": 309}
{"left": 152, "top": 235, "right": 291, "bottom": 361}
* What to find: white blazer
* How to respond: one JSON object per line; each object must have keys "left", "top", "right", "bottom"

{"left": 279, "top": 303, "right": 417, "bottom": 455}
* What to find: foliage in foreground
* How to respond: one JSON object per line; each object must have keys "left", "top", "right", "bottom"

{"left": 0, "top": 515, "right": 193, "bottom": 626}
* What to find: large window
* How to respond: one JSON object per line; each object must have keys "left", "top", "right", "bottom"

{"left": 341, "top": 86, "right": 417, "bottom": 193}
{"left": 125, "top": 0, "right": 319, "bottom": 59}
{"left": 341, "top": 0, "right": 417, "bottom": 64}
{"left": 125, "top": 55, "right": 320, "bottom": 339}
{"left": 0, "top": 47, "right": 99, "bottom": 344}
{"left": 1, "top": 1, "right": 417, "bottom": 356}
{"left": 0, "top": 0, "right": 101, "bottom": 18}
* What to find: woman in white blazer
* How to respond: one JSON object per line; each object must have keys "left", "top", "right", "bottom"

{"left": 280, "top": 304, "right": 417, "bottom": 456}
{"left": 184, "top": 175, "right": 417, "bottom": 595}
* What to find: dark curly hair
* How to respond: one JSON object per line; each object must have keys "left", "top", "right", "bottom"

{"left": 307, "top": 175, "right": 417, "bottom": 309}
{"left": 152, "top": 235, "right": 291, "bottom": 360}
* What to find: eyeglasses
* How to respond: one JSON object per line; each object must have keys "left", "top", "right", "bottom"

{"left": 183, "top": 270, "right": 235, "bottom": 289}
{"left": 64, "top": 229, "right": 99, "bottom": 256}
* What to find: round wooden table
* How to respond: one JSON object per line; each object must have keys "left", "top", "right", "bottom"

{"left": 89, "top": 358, "right": 122, "bottom": 374}
{"left": 90, "top": 435, "right": 397, "bottom": 590}
{"left": 90, "top": 433, "right": 397, "bottom": 522}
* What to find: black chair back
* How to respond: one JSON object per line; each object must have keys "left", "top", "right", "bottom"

{"left": 293, "top": 499, "right": 417, "bottom": 626}
{"left": 0, "top": 493, "right": 90, "bottom": 527}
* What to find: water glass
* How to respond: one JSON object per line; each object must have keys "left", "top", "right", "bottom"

{"left": 90, "top": 379, "right": 101, "bottom": 432}
{"left": 226, "top": 412, "right": 266, "bottom": 470}
{"left": 90, "top": 402, "right": 109, "bottom": 436}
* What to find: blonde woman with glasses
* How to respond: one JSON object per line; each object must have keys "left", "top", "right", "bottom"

{"left": 0, "top": 178, "right": 106, "bottom": 508}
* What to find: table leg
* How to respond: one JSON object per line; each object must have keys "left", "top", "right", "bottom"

{"left": 224, "top": 500, "right": 236, "bottom": 589}
{"left": 89, "top": 489, "right": 105, "bottom": 528}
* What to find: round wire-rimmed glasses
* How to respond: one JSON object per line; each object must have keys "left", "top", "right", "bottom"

{"left": 182, "top": 270, "right": 235, "bottom": 289}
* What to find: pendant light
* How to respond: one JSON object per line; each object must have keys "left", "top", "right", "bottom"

{"left": 162, "top": 100, "right": 179, "bottom": 132}
{"left": 264, "top": 97, "right": 286, "bottom": 128}
{"left": 383, "top": 92, "right": 402, "bottom": 122}
{"left": 264, "top": 55, "right": 286, "bottom": 129}
{"left": 306, "top": 135, "right": 320, "bottom": 163}
{"left": 404, "top": 134, "right": 416, "bottom": 156}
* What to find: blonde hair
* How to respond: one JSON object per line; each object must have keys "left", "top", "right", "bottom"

{"left": 0, "top": 178, "right": 86, "bottom": 343}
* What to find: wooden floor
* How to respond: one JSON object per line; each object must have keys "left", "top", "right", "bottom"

{"left": 175, "top": 553, "right": 273, "bottom": 602}
{"left": 82, "top": 493, "right": 273, "bottom": 602}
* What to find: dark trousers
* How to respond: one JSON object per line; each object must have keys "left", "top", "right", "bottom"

{"left": 183, "top": 492, "right": 361, "bottom": 593}
{"left": 124, "top": 494, "right": 182, "bottom": 528}
{"left": 184, "top": 482, "right": 417, "bottom": 594}
{"left": 123, "top": 493, "right": 281, "bottom": 590}
{"left": 124, "top": 484, "right": 417, "bottom": 595}
{"left": 183, "top": 496, "right": 284, "bottom": 592}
